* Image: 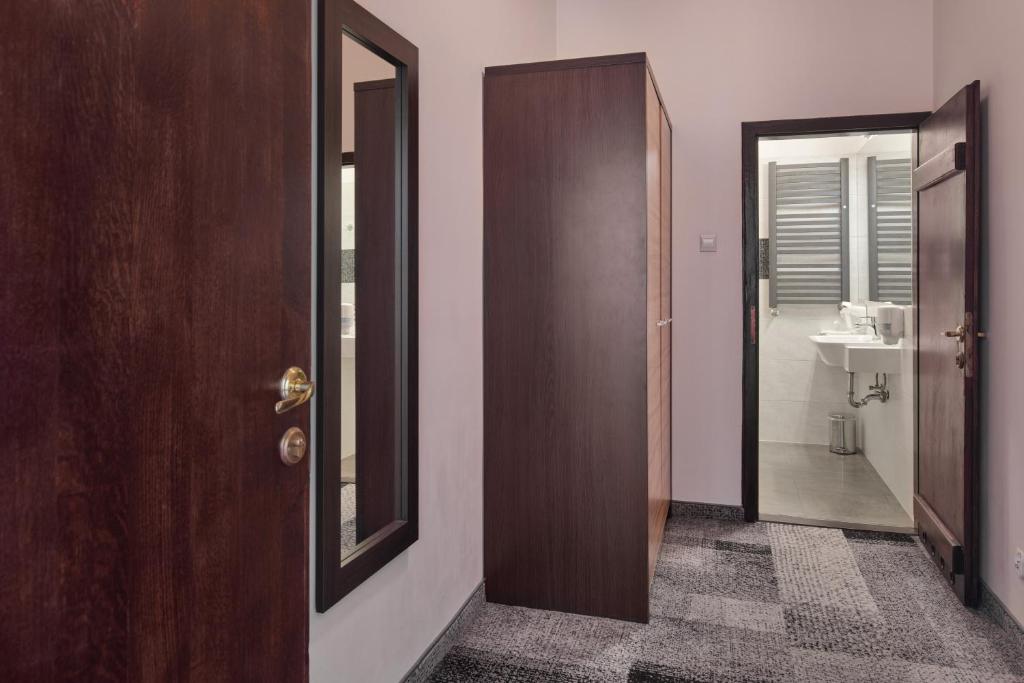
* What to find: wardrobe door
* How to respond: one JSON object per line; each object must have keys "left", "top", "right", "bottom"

{"left": 645, "top": 73, "right": 668, "bottom": 582}
{"left": 484, "top": 58, "right": 650, "bottom": 623}
{"left": 659, "top": 108, "right": 672, "bottom": 526}
{"left": 663, "top": 111, "right": 671, "bottom": 518}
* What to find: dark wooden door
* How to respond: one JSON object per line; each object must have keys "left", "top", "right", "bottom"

{"left": 0, "top": 2, "right": 311, "bottom": 679}
{"left": 913, "top": 81, "right": 981, "bottom": 606}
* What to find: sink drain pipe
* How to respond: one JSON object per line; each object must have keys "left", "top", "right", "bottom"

{"left": 848, "top": 372, "right": 890, "bottom": 408}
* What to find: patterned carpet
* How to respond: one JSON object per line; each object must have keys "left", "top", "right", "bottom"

{"left": 428, "top": 516, "right": 1024, "bottom": 682}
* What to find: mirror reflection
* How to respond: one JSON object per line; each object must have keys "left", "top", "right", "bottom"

{"left": 339, "top": 33, "right": 399, "bottom": 559}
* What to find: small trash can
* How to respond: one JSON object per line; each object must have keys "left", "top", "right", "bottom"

{"left": 829, "top": 413, "right": 857, "bottom": 455}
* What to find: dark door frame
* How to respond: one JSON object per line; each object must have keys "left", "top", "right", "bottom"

{"left": 740, "top": 112, "right": 931, "bottom": 522}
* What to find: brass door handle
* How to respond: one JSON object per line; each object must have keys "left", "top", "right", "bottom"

{"left": 275, "top": 367, "right": 315, "bottom": 414}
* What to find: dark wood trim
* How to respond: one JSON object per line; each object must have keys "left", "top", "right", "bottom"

{"left": 740, "top": 111, "right": 931, "bottom": 523}
{"left": 316, "top": 0, "right": 419, "bottom": 612}
{"left": 915, "top": 494, "right": 965, "bottom": 592}
{"left": 958, "top": 77, "right": 983, "bottom": 606}
{"left": 485, "top": 53, "right": 673, "bottom": 131}
{"left": 912, "top": 141, "right": 966, "bottom": 191}
{"left": 963, "top": 80, "right": 982, "bottom": 607}
{"left": 486, "top": 53, "right": 673, "bottom": 133}
{"left": 742, "top": 112, "right": 931, "bottom": 139}
{"left": 484, "top": 52, "right": 646, "bottom": 77}
{"left": 342, "top": 151, "right": 355, "bottom": 166}
{"left": 354, "top": 77, "right": 397, "bottom": 92}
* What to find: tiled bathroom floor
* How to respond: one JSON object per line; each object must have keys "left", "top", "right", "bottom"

{"left": 758, "top": 441, "right": 914, "bottom": 532}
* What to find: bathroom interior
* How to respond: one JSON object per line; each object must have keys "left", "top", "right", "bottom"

{"left": 758, "top": 131, "right": 916, "bottom": 532}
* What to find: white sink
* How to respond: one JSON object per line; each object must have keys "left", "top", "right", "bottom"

{"left": 809, "top": 332, "right": 903, "bottom": 374}
{"left": 844, "top": 344, "right": 901, "bottom": 374}
{"left": 809, "top": 333, "right": 876, "bottom": 367}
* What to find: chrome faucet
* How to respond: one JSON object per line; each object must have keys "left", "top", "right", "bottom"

{"left": 855, "top": 316, "right": 878, "bottom": 337}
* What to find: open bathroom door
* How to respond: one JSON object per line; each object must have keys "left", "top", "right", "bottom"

{"left": 913, "top": 81, "right": 981, "bottom": 606}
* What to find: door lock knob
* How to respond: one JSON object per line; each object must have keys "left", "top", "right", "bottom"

{"left": 279, "top": 427, "right": 307, "bottom": 465}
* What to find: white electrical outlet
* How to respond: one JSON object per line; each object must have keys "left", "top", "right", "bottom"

{"left": 1015, "top": 548, "right": 1024, "bottom": 578}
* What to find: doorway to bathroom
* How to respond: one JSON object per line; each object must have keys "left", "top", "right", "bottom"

{"left": 740, "top": 92, "right": 983, "bottom": 606}
{"left": 754, "top": 127, "right": 918, "bottom": 533}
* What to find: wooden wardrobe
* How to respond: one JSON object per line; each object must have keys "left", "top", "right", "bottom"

{"left": 483, "top": 53, "right": 672, "bottom": 623}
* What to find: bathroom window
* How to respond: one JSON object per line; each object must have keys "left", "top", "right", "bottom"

{"left": 767, "top": 159, "right": 850, "bottom": 306}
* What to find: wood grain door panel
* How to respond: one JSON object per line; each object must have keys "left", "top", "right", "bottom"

{"left": 484, "top": 57, "right": 650, "bottom": 623}
{"left": 645, "top": 72, "right": 665, "bottom": 584}
{"left": 0, "top": 2, "right": 310, "bottom": 678}
{"left": 914, "top": 81, "right": 981, "bottom": 606}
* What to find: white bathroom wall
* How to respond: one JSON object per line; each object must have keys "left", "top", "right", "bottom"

{"left": 757, "top": 299, "right": 851, "bottom": 445}
{"left": 757, "top": 139, "right": 855, "bottom": 446}
{"left": 934, "top": 0, "right": 1024, "bottom": 626}
{"left": 855, "top": 307, "right": 915, "bottom": 518}
{"left": 309, "top": 2, "right": 557, "bottom": 681}
{"left": 556, "top": 0, "right": 934, "bottom": 504}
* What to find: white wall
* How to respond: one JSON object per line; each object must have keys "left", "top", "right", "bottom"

{"left": 556, "top": 0, "right": 933, "bottom": 504}
{"left": 340, "top": 36, "right": 395, "bottom": 153}
{"left": 309, "top": 2, "right": 556, "bottom": 681}
{"left": 757, "top": 302, "right": 849, "bottom": 445}
{"left": 855, "top": 310, "right": 915, "bottom": 518}
{"left": 933, "top": 0, "right": 1024, "bottom": 625}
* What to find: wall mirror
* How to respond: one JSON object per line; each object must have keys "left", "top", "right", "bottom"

{"left": 316, "top": 0, "right": 418, "bottom": 611}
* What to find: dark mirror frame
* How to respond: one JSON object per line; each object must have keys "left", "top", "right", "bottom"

{"left": 316, "top": 0, "right": 418, "bottom": 612}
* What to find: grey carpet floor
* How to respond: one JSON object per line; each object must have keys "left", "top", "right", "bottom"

{"left": 429, "top": 516, "right": 1024, "bottom": 682}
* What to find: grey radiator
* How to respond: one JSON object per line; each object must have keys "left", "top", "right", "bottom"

{"left": 768, "top": 159, "right": 849, "bottom": 306}
{"left": 868, "top": 157, "right": 913, "bottom": 304}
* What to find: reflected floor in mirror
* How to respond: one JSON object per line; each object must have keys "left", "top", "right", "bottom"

{"left": 340, "top": 483, "right": 356, "bottom": 557}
